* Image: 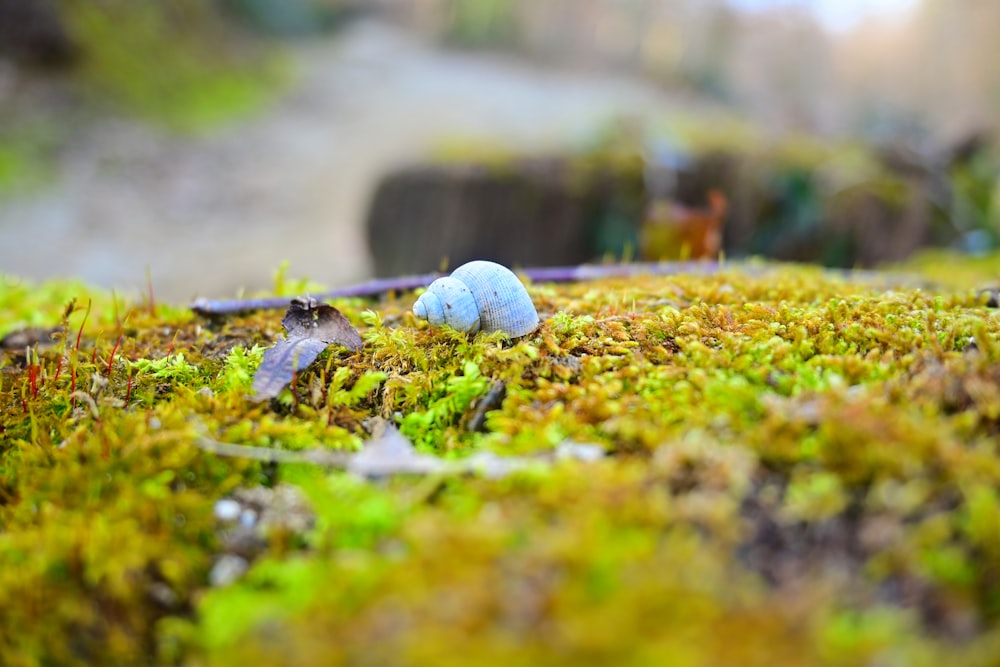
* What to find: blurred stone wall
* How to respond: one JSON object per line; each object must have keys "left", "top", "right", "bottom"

{"left": 365, "top": 139, "right": 979, "bottom": 275}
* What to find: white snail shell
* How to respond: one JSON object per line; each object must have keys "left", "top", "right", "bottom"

{"left": 412, "top": 260, "right": 539, "bottom": 337}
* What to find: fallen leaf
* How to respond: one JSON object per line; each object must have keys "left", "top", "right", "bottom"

{"left": 640, "top": 189, "right": 727, "bottom": 261}
{"left": 280, "top": 297, "right": 364, "bottom": 348}
{"left": 252, "top": 297, "right": 362, "bottom": 400}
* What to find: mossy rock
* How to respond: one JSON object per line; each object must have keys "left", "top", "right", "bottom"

{"left": 3, "top": 254, "right": 1000, "bottom": 665}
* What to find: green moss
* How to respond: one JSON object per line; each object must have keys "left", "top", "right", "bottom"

{"left": 4, "top": 253, "right": 1000, "bottom": 663}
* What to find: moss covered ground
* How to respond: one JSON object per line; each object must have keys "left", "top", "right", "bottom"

{"left": 3, "top": 255, "right": 1000, "bottom": 665}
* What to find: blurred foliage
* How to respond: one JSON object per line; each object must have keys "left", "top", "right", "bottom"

{"left": 388, "top": 0, "right": 1000, "bottom": 146}
{"left": 0, "top": 0, "right": 296, "bottom": 196}
{"left": 889, "top": 248, "right": 1000, "bottom": 290}
{"left": 441, "top": 0, "right": 519, "bottom": 48}
{"left": 0, "top": 122, "right": 56, "bottom": 195}
{"left": 949, "top": 149, "right": 1000, "bottom": 252}
{"left": 221, "top": 0, "right": 353, "bottom": 36}
{"left": 57, "top": 0, "right": 289, "bottom": 132}
{"left": 632, "top": 120, "right": 1000, "bottom": 263}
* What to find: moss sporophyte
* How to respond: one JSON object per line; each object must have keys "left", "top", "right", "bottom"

{"left": 2, "top": 254, "right": 1000, "bottom": 665}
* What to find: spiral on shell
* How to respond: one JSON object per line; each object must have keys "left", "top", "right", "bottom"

{"left": 412, "top": 260, "right": 539, "bottom": 337}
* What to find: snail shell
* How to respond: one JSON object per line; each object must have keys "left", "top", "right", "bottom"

{"left": 412, "top": 260, "right": 539, "bottom": 337}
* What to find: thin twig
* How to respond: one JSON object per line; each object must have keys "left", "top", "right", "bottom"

{"left": 193, "top": 430, "right": 606, "bottom": 478}
{"left": 193, "top": 436, "right": 351, "bottom": 467}
{"left": 189, "top": 260, "right": 931, "bottom": 317}
{"left": 191, "top": 273, "right": 441, "bottom": 316}
{"left": 189, "top": 261, "right": 721, "bottom": 316}
{"left": 467, "top": 381, "right": 507, "bottom": 433}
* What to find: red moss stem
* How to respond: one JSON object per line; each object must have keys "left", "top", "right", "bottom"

{"left": 125, "top": 370, "right": 135, "bottom": 406}
{"left": 70, "top": 366, "right": 77, "bottom": 410}
{"left": 68, "top": 300, "right": 91, "bottom": 412}
{"left": 53, "top": 354, "right": 65, "bottom": 387}
{"left": 74, "top": 300, "right": 91, "bottom": 352}
{"left": 28, "top": 359, "right": 38, "bottom": 400}
{"left": 107, "top": 331, "right": 124, "bottom": 377}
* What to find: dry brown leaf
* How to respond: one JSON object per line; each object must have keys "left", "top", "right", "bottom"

{"left": 252, "top": 297, "right": 362, "bottom": 400}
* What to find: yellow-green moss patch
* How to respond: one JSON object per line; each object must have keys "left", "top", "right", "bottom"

{"left": 3, "top": 255, "right": 1000, "bottom": 664}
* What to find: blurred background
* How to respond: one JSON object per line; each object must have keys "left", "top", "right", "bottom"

{"left": 0, "top": 0, "right": 998, "bottom": 301}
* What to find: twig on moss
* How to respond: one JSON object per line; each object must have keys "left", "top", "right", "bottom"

{"left": 193, "top": 418, "right": 605, "bottom": 479}
{"left": 193, "top": 436, "right": 350, "bottom": 466}
{"left": 189, "top": 261, "right": 723, "bottom": 316}
{"left": 189, "top": 261, "right": 932, "bottom": 317}
{"left": 191, "top": 273, "right": 444, "bottom": 316}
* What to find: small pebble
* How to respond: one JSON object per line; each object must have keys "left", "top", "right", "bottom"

{"left": 147, "top": 582, "right": 179, "bottom": 609}
{"left": 464, "top": 451, "right": 533, "bottom": 479}
{"left": 209, "top": 555, "right": 248, "bottom": 587}
{"left": 221, "top": 526, "right": 268, "bottom": 560}
{"left": 213, "top": 499, "right": 241, "bottom": 522}
{"left": 555, "top": 441, "right": 606, "bottom": 462}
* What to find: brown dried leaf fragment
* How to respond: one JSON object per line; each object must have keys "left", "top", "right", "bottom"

{"left": 280, "top": 297, "right": 363, "bottom": 348}
{"left": 252, "top": 297, "right": 362, "bottom": 400}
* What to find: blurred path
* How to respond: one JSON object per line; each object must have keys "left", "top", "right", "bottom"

{"left": 0, "top": 20, "right": 695, "bottom": 302}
